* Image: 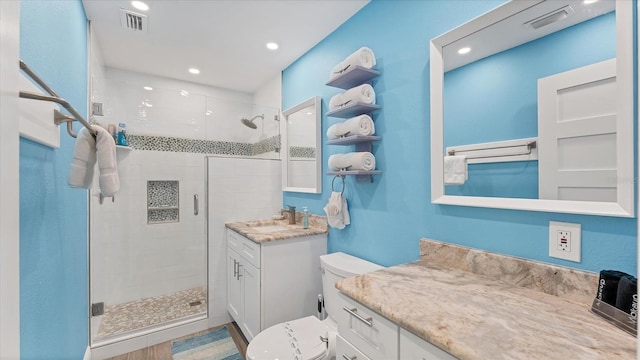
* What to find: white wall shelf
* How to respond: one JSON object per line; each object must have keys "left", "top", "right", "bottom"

{"left": 325, "top": 50, "right": 382, "bottom": 184}
{"left": 326, "top": 135, "right": 381, "bottom": 146}
{"left": 326, "top": 66, "right": 381, "bottom": 90}
{"left": 326, "top": 102, "right": 381, "bottom": 118}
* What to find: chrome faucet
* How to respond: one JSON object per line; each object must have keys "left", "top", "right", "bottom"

{"left": 281, "top": 205, "right": 296, "bottom": 224}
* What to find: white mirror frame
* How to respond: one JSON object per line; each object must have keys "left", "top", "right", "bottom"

{"left": 430, "top": 0, "right": 634, "bottom": 217}
{"left": 281, "top": 96, "right": 322, "bottom": 193}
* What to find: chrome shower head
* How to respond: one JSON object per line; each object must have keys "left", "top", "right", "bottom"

{"left": 240, "top": 114, "right": 264, "bottom": 129}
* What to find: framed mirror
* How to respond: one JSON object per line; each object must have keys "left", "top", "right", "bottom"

{"left": 430, "top": 0, "right": 634, "bottom": 217}
{"left": 282, "top": 96, "right": 322, "bottom": 193}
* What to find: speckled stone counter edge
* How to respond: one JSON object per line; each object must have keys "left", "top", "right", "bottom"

{"left": 226, "top": 214, "right": 328, "bottom": 243}
{"left": 420, "top": 238, "right": 599, "bottom": 306}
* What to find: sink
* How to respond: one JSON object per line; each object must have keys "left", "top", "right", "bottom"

{"left": 251, "top": 225, "right": 291, "bottom": 234}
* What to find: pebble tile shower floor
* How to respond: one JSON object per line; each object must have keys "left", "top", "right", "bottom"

{"left": 96, "top": 287, "right": 207, "bottom": 339}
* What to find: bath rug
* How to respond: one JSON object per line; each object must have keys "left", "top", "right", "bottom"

{"left": 171, "top": 325, "right": 242, "bottom": 360}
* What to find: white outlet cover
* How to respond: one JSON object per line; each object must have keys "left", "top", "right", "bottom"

{"left": 549, "top": 221, "right": 581, "bottom": 262}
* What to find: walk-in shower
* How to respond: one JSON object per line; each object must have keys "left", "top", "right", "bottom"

{"left": 89, "top": 70, "right": 281, "bottom": 347}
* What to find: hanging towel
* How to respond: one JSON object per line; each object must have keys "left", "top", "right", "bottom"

{"left": 444, "top": 155, "right": 467, "bottom": 185}
{"left": 328, "top": 152, "right": 375, "bottom": 172}
{"left": 69, "top": 126, "right": 97, "bottom": 189}
{"left": 329, "top": 47, "right": 376, "bottom": 79}
{"left": 95, "top": 126, "right": 120, "bottom": 196}
{"left": 329, "top": 84, "right": 375, "bottom": 111}
{"left": 69, "top": 125, "right": 120, "bottom": 196}
{"left": 327, "top": 115, "right": 375, "bottom": 139}
{"left": 323, "top": 191, "right": 350, "bottom": 230}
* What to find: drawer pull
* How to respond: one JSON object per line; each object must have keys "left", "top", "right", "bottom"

{"left": 342, "top": 355, "right": 357, "bottom": 360}
{"left": 343, "top": 306, "right": 373, "bottom": 327}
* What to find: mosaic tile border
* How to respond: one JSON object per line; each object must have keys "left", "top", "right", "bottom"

{"left": 128, "top": 134, "right": 280, "bottom": 156}
{"left": 289, "top": 146, "right": 316, "bottom": 159}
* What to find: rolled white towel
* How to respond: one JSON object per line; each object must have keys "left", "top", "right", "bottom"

{"left": 330, "top": 47, "right": 376, "bottom": 79}
{"left": 329, "top": 84, "right": 375, "bottom": 111}
{"left": 328, "top": 152, "right": 375, "bottom": 171}
{"left": 327, "top": 115, "right": 375, "bottom": 139}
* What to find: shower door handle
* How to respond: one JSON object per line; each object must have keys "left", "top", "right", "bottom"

{"left": 193, "top": 194, "right": 199, "bottom": 216}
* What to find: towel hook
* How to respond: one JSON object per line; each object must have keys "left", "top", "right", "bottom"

{"left": 332, "top": 175, "right": 345, "bottom": 195}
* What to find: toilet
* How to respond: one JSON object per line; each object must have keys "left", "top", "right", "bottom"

{"left": 246, "top": 252, "right": 384, "bottom": 360}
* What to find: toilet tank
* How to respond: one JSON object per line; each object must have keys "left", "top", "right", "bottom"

{"left": 320, "top": 252, "right": 384, "bottom": 321}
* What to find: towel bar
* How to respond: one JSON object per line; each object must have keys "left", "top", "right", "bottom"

{"left": 19, "top": 60, "right": 97, "bottom": 139}
{"left": 447, "top": 140, "right": 537, "bottom": 162}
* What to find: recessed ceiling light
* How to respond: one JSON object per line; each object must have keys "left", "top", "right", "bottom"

{"left": 266, "top": 42, "right": 279, "bottom": 50}
{"left": 583, "top": 0, "right": 598, "bottom": 4}
{"left": 131, "top": 1, "right": 149, "bottom": 11}
{"left": 188, "top": 68, "right": 200, "bottom": 75}
{"left": 457, "top": 47, "right": 471, "bottom": 55}
{"left": 143, "top": 86, "right": 153, "bottom": 91}
{"left": 180, "top": 90, "right": 190, "bottom": 97}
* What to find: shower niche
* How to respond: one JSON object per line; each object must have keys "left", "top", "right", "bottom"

{"left": 147, "top": 180, "right": 179, "bottom": 224}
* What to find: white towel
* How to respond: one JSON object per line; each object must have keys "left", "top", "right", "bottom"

{"left": 69, "top": 125, "right": 120, "bottom": 196}
{"left": 330, "top": 47, "right": 376, "bottom": 79}
{"left": 327, "top": 115, "right": 375, "bottom": 139}
{"left": 95, "top": 126, "right": 120, "bottom": 196}
{"left": 328, "top": 152, "right": 375, "bottom": 171}
{"left": 68, "top": 126, "right": 97, "bottom": 189}
{"left": 444, "top": 155, "right": 467, "bottom": 185}
{"left": 329, "top": 84, "right": 375, "bottom": 111}
{"left": 323, "top": 191, "right": 350, "bottom": 230}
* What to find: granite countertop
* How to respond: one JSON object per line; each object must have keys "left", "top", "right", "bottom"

{"left": 336, "top": 242, "right": 636, "bottom": 360}
{"left": 225, "top": 214, "right": 327, "bottom": 243}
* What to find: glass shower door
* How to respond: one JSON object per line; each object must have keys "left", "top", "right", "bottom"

{"left": 89, "top": 150, "right": 207, "bottom": 345}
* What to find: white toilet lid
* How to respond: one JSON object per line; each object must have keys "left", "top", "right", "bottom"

{"left": 246, "top": 316, "right": 329, "bottom": 360}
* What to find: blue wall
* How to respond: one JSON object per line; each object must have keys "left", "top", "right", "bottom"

{"left": 282, "top": 0, "right": 637, "bottom": 274}
{"left": 20, "top": 0, "right": 89, "bottom": 358}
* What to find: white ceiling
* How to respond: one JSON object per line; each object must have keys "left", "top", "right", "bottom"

{"left": 83, "top": 0, "right": 369, "bottom": 93}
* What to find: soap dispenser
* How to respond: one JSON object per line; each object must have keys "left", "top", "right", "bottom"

{"left": 302, "top": 207, "right": 309, "bottom": 229}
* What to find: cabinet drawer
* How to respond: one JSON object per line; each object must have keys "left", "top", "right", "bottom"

{"left": 337, "top": 293, "right": 398, "bottom": 360}
{"left": 400, "top": 328, "right": 457, "bottom": 360}
{"left": 227, "top": 229, "right": 261, "bottom": 268}
{"left": 337, "top": 334, "right": 372, "bottom": 360}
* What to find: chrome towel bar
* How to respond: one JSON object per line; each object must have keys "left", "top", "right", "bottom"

{"left": 19, "top": 59, "right": 96, "bottom": 138}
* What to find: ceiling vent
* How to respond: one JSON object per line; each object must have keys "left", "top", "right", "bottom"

{"left": 525, "top": 5, "right": 575, "bottom": 30}
{"left": 119, "top": 9, "right": 147, "bottom": 32}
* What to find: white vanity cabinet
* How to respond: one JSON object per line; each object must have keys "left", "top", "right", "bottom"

{"left": 400, "top": 328, "right": 458, "bottom": 360}
{"left": 337, "top": 292, "right": 398, "bottom": 360}
{"left": 337, "top": 292, "right": 457, "bottom": 360}
{"left": 226, "top": 228, "right": 327, "bottom": 341}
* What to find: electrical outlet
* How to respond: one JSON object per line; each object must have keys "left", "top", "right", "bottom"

{"left": 557, "top": 230, "right": 570, "bottom": 252}
{"left": 549, "top": 221, "right": 581, "bottom": 262}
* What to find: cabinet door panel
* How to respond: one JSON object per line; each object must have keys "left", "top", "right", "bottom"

{"left": 400, "top": 329, "right": 457, "bottom": 360}
{"left": 242, "top": 263, "right": 261, "bottom": 341}
{"left": 227, "top": 248, "right": 242, "bottom": 323}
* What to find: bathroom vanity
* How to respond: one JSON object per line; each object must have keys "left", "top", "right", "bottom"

{"left": 225, "top": 216, "right": 328, "bottom": 341}
{"left": 334, "top": 240, "right": 636, "bottom": 360}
